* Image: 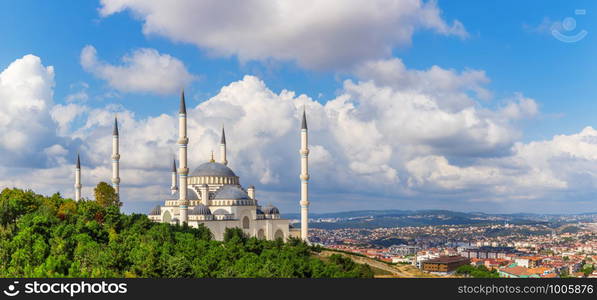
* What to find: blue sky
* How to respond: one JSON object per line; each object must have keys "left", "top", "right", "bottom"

{"left": 2, "top": 0, "right": 596, "bottom": 140}
{"left": 2, "top": 0, "right": 597, "bottom": 214}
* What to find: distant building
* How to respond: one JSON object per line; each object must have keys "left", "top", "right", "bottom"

{"left": 388, "top": 245, "right": 418, "bottom": 256}
{"left": 416, "top": 251, "right": 440, "bottom": 269}
{"left": 458, "top": 246, "right": 518, "bottom": 259}
{"left": 514, "top": 256, "right": 543, "bottom": 268}
{"left": 422, "top": 256, "right": 470, "bottom": 274}
{"left": 498, "top": 265, "right": 554, "bottom": 278}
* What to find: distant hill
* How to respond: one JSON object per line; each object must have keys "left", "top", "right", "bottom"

{"left": 282, "top": 209, "right": 589, "bottom": 229}
{"left": 284, "top": 209, "right": 597, "bottom": 220}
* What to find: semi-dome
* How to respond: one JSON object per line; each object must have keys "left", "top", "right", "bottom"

{"left": 149, "top": 205, "right": 161, "bottom": 215}
{"left": 263, "top": 205, "right": 280, "bottom": 215}
{"left": 191, "top": 162, "right": 236, "bottom": 177}
{"left": 189, "top": 204, "right": 211, "bottom": 215}
{"left": 213, "top": 185, "right": 250, "bottom": 200}
{"left": 170, "top": 188, "right": 200, "bottom": 200}
{"left": 212, "top": 209, "right": 229, "bottom": 215}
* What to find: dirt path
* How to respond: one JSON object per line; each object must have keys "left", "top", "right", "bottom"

{"left": 319, "top": 250, "right": 440, "bottom": 278}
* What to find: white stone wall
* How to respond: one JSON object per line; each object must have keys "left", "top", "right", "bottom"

{"left": 186, "top": 217, "right": 290, "bottom": 241}
{"left": 154, "top": 203, "right": 290, "bottom": 241}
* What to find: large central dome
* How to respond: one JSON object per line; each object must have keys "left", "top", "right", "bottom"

{"left": 191, "top": 161, "right": 236, "bottom": 177}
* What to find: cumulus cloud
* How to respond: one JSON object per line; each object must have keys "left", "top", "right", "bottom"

{"left": 51, "top": 103, "right": 89, "bottom": 135}
{"left": 500, "top": 93, "right": 539, "bottom": 120}
{"left": 354, "top": 58, "right": 491, "bottom": 111}
{"left": 80, "top": 45, "right": 196, "bottom": 94}
{"left": 98, "top": 0, "right": 468, "bottom": 69}
{"left": 0, "top": 54, "right": 68, "bottom": 167}
{"left": 4, "top": 53, "right": 597, "bottom": 214}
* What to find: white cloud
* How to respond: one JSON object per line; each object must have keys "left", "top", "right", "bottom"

{"left": 4, "top": 53, "right": 597, "bottom": 214}
{"left": 98, "top": 0, "right": 468, "bottom": 70}
{"left": 523, "top": 17, "right": 559, "bottom": 35}
{"left": 0, "top": 54, "right": 65, "bottom": 167}
{"left": 354, "top": 58, "right": 491, "bottom": 111}
{"left": 80, "top": 45, "right": 196, "bottom": 94}
{"left": 51, "top": 103, "right": 89, "bottom": 135}
{"left": 500, "top": 93, "right": 539, "bottom": 120}
{"left": 65, "top": 91, "right": 89, "bottom": 103}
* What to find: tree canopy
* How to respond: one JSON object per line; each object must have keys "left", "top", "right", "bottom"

{"left": 0, "top": 188, "right": 372, "bottom": 278}
{"left": 455, "top": 264, "right": 499, "bottom": 278}
{"left": 94, "top": 182, "right": 121, "bottom": 208}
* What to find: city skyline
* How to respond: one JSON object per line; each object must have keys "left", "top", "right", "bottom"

{"left": 2, "top": 1, "right": 597, "bottom": 215}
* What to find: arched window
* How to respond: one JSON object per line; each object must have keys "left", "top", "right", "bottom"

{"left": 242, "top": 216, "right": 250, "bottom": 229}
{"left": 162, "top": 210, "right": 172, "bottom": 223}
{"left": 257, "top": 229, "right": 265, "bottom": 239}
{"left": 274, "top": 229, "right": 284, "bottom": 240}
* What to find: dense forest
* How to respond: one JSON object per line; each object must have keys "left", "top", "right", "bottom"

{"left": 0, "top": 187, "right": 372, "bottom": 278}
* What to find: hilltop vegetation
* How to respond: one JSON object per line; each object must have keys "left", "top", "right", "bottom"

{"left": 0, "top": 187, "right": 372, "bottom": 278}
{"left": 455, "top": 265, "right": 499, "bottom": 278}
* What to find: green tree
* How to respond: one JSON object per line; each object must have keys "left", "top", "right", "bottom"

{"left": 57, "top": 201, "right": 77, "bottom": 220}
{"left": 582, "top": 264, "right": 594, "bottom": 277}
{"left": 456, "top": 264, "right": 499, "bottom": 278}
{"left": 94, "top": 182, "right": 121, "bottom": 208}
{"left": 0, "top": 187, "right": 373, "bottom": 278}
{"left": 223, "top": 227, "right": 247, "bottom": 244}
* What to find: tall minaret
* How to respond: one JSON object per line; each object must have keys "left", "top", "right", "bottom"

{"left": 112, "top": 117, "right": 121, "bottom": 196}
{"left": 75, "top": 154, "right": 82, "bottom": 202}
{"left": 178, "top": 90, "right": 189, "bottom": 224}
{"left": 220, "top": 125, "right": 227, "bottom": 165}
{"left": 299, "top": 108, "right": 310, "bottom": 242}
{"left": 170, "top": 158, "right": 178, "bottom": 195}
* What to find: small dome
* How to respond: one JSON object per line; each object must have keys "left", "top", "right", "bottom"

{"left": 256, "top": 208, "right": 265, "bottom": 215}
{"left": 170, "top": 188, "right": 199, "bottom": 200}
{"left": 149, "top": 205, "right": 161, "bottom": 215}
{"left": 213, "top": 185, "right": 250, "bottom": 200}
{"left": 189, "top": 204, "right": 211, "bottom": 215}
{"left": 191, "top": 162, "right": 236, "bottom": 177}
{"left": 263, "top": 205, "right": 279, "bottom": 215}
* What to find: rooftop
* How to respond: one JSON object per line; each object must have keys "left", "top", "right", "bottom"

{"left": 424, "top": 256, "right": 470, "bottom": 264}
{"left": 191, "top": 161, "right": 236, "bottom": 177}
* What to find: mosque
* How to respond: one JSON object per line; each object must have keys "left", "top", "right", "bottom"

{"left": 73, "top": 91, "right": 311, "bottom": 242}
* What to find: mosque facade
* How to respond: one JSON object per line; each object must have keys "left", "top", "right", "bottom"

{"left": 74, "top": 91, "right": 311, "bottom": 242}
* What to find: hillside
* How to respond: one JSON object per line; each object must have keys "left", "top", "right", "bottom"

{"left": 284, "top": 209, "right": 563, "bottom": 229}
{"left": 0, "top": 188, "right": 372, "bottom": 278}
{"left": 318, "top": 249, "right": 439, "bottom": 278}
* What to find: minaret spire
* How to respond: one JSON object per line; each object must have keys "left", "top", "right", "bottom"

{"left": 178, "top": 89, "right": 189, "bottom": 224}
{"left": 113, "top": 116, "right": 119, "bottom": 135}
{"left": 171, "top": 158, "right": 178, "bottom": 195}
{"left": 301, "top": 107, "right": 308, "bottom": 130}
{"left": 220, "top": 125, "right": 228, "bottom": 165}
{"left": 75, "top": 154, "right": 82, "bottom": 202}
{"left": 112, "top": 116, "right": 121, "bottom": 196}
{"left": 299, "top": 107, "right": 310, "bottom": 242}
{"left": 179, "top": 90, "right": 187, "bottom": 114}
